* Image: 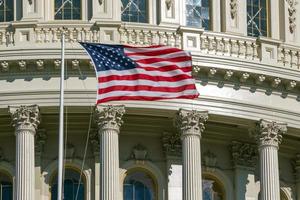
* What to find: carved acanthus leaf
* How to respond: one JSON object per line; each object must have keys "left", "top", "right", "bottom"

{"left": 230, "top": 0, "right": 238, "bottom": 19}
{"left": 162, "top": 132, "right": 181, "bottom": 156}
{"left": 231, "top": 141, "right": 258, "bottom": 167}
{"left": 174, "top": 109, "right": 208, "bottom": 137}
{"left": 9, "top": 105, "right": 40, "bottom": 131}
{"left": 286, "top": 0, "right": 297, "bottom": 33}
{"left": 94, "top": 105, "right": 125, "bottom": 131}
{"left": 251, "top": 119, "right": 287, "bottom": 148}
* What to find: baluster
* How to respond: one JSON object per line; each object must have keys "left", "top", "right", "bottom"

{"left": 92, "top": 30, "right": 98, "bottom": 42}
{"left": 52, "top": 28, "right": 58, "bottom": 42}
{"left": 252, "top": 43, "right": 259, "bottom": 60}
{"left": 238, "top": 40, "right": 246, "bottom": 58}
{"left": 45, "top": 29, "right": 50, "bottom": 43}
{"left": 291, "top": 50, "right": 298, "bottom": 69}
{"left": 277, "top": 47, "right": 284, "bottom": 65}
{"left": 119, "top": 29, "right": 126, "bottom": 44}
{"left": 35, "top": 29, "right": 42, "bottom": 43}
{"left": 207, "top": 36, "right": 216, "bottom": 54}
{"left": 297, "top": 51, "right": 300, "bottom": 70}
{"left": 215, "top": 37, "right": 223, "bottom": 55}
{"left": 283, "top": 49, "right": 290, "bottom": 66}
{"left": 230, "top": 39, "right": 238, "bottom": 57}
{"left": 175, "top": 33, "right": 181, "bottom": 48}
{"left": 158, "top": 31, "right": 166, "bottom": 45}
{"left": 200, "top": 34, "right": 208, "bottom": 53}
{"left": 150, "top": 31, "right": 158, "bottom": 45}
{"left": 223, "top": 38, "right": 230, "bottom": 56}
{"left": 143, "top": 30, "right": 149, "bottom": 45}
{"left": 245, "top": 41, "right": 253, "bottom": 59}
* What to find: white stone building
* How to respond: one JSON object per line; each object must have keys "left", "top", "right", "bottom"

{"left": 0, "top": 0, "right": 300, "bottom": 200}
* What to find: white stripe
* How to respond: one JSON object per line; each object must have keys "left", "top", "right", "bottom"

{"left": 98, "top": 89, "right": 198, "bottom": 99}
{"left": 129, "top": 51, "right": 190, "bottom": 61}
{"left": 97, "top": 68, "right": 192, "bottom": 78}
{"left": 98, "top": 79, "right": 195, "bottom": 89}
{"left": 124, "top": 46, "right": 173, "bottom": 53}
{"left": 136, "top": 60, "right": 191, "bottom": 68}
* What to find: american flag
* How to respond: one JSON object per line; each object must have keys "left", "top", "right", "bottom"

{"left": 80, "top": 43, "right": 199, "bottom": 104}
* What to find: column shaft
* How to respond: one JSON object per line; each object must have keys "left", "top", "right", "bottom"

{"left": 16, "top": 130, "right": 35, "bottom": 200}
{"left": 100, "top": 129, "right": 119, "bottom": 200}
{"left": 182, "top": 135, "right": 202, "bottom": 200}
{"left": 259, "top": 146, "right": 280, "bottom": 200}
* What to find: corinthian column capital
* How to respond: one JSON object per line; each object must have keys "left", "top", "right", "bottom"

{"left": 9, "top": 105, "right": 40, "bottom": 133}
{"left": 253, "top": 119, "right": 287, "bottom": 148}
{"left": 94, "top": 105, "right": 125, "bottom": 132}
{"left": 175, "top": 109, "right": 208, "bottom": 138}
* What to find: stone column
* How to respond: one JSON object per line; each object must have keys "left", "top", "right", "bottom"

{"left": 175, "top": 109, "right": 208, "bottom": 200}
{"left": 253, "top": 119, "right": 287, "bottom": 200}
{"left": 9, "top": 105, "right": 40, "bottom": 200}
{"left": 231, "top": 141, "right": 258, "bottom": 200}
{"left": 94, "top": 105, "right": 125, "bottom": 200}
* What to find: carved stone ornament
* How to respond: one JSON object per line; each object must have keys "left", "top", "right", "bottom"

{"left": 203, "top": 150, "right": 217, "bottom": 168}
{"left": 131, "top": 144, "right": 148, "bottom": 160}
{"left": 230, "top": 0, "right": 238, "bottom": 19}
{"left": 286, "top": 0, "right": 297, "bottom": 33}
{"left": 94, "top": 105, "right": 125, "bottom": 131}
{"left": 9, "top": 105, "right": 40, "bottom": 132}
{"left": 174, "top": 109, "right": 208, "bottom": 137}
{"left": 99, "top": 0, "right": 103, "bottom": 5}
{"left": 252, "top": 119, "right": 287, "bottom": 148}
{"left": 165, "top": 0, "right": 173, "bottom": 10}
{"left": 89, "top": 128, "right": 100, "bottom": 156}
{"left": 162, "top": 132, "right": 181, "bottom": 156}
{"left": 231, "top": 141, "right": 258, "bottom": 168}
{"left": 66, "top": 143, "right": 75, "bottom": 159}
{"left": 35, "top": 129, "right": 47, "bottom": 154}
{"left": 1, "top": 61, "right": 9, "bottom": 71}
{"left": 28, "top": 0, "right": 32, "bottom": 5}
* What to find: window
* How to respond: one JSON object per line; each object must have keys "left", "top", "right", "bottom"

{"left": 51, "top": 168, "right": 85, "bottom": 200}
{"left": 123, "top": 170, "right": 156, "bottom": 200}
{"left": 186, "top": 0, "right": 210, "bottom": 30}
{"left": 247, "top": 0, "right": 268, "bottom": 37}
{"left": 0, "top": 172, "right": 13, "bottom": 200}
{"left": 202, "top": 175, "right": 225, "bottom": 200}
{"left": 121, "top": 0, "right": 148, "bottom": 23}
{"left": 0, "top": 0, "right": 13, "bottom": 22}
{"left": 54, "top": 0, "right": 81, "bottom": 20}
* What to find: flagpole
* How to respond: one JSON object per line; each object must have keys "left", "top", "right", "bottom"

{"left": 57, "top": 28, "right": 65, "bottom": 200}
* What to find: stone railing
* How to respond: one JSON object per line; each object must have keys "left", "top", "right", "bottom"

{"left": 35, "top": 24, "right": 100, "bottom": 43}
{"left": 119, "top": 24, "right": 182, "bottom": 48}
{"left": 0, "top": 22, "right": 300, "bottom": 72}
{"left": 0, "top": 24, "right": 14, "bottom": 45}
{"left": 278, "top": 45, "right": 300, "bottom": 70}
{"left": 199, "top": 32, "right": 259, "bottom": 61}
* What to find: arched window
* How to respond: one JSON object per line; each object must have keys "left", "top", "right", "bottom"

{"left": 0, "top": 0, "right": 13, "bottom": 22}
{"left": 51, "top": 168, "right": 85, "bottom": 200}
{"left": 247, "top": 0, "right": 268, "bottom": 37}
{"left": 54, "top": 0, "right": 81, "bottom": 20}
{"left": 123, "top": 169, "right": 156, "bottom": 200}
{"left": 186, "top": 0, "right": 210, "bottom": 30}
{"left": 121, "top": 0, "right": 148, "bottom": 23}
{"left": 202, "top": 174, "right": 225, "bottom": 200}
{"left": 0, "top": 171, "right": 13, "bottom": 200}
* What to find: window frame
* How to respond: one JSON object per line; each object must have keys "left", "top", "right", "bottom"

{"left": 184, "top": 0, "right": 212, "bottom": 30}
{"left": 123, "top": 168, "right": 158, "bottom": 200}
{"left": 0, "top": 171, "right": 13, "bottom": 200}
{"left": 49, "top": 167, "right": 87, "bottom": 200}
{"left": 246, "top": 0, "right": 270, "bottom": 37}
{"left": 0, "top": 0, "right": 14, "bottom": 22}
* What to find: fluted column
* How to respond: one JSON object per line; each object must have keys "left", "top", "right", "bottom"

{"left": 94, "top": 105, "right": 125, "bottom": 200}
{"left": 9, "top": 105, "right": 40, "bottom": 200}
{"left": 253, "top": 119, "right": 287, "bottom": 200}
{"left": 175, "top": 109, "right": 208, "bottom": 200}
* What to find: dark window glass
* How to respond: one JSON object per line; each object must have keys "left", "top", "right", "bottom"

{"left": 55, "top": 0, "right": 81, "bottom": 20}
{"left": 203, "top": 179, "right": 224, "bottom": 200}
{"left": 123, "top": 170, "right": 155, "bottom": 200}
{"left": 121, "top": 0, "right": 148, "bottom": 23}
{"left": 247, "top": 0, "right": 268, "bottom": 37}
{"left": 0, "top": 0, "right": 14, "bottom": 22}
{"left": 0, "top": 172, "right": 13, "bottom": 200}
{"left": 51, "top": 169, "right": 85, "bottom": 200}
{"left": 186, "top": 0, "right": 210, "bottom": 30}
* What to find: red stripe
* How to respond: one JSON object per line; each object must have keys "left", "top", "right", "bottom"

{"left": 134, "top": 56, "right": 191, "bottom": 64}
{"left": 98, "top": 84, "right": 197, "bottom": 94}
{"left": 136, "top": 65, "right": 191, "bottom": 73}
{"left": 126, "top": 48, "right": 182, "bottom": 56}
{"left": 97, "top": 94, "right": 199, "bottom": 103}
{"left": 98, "top": 74, "right": 192, "bottom": 82}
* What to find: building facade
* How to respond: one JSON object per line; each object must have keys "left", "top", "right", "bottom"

{"left": 0, "top": 0, "right": 300, "bottom": 200}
